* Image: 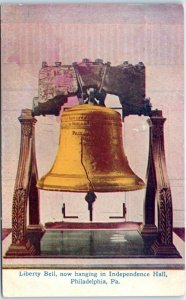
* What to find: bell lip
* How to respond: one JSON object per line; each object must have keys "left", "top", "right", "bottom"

{"left": 37, "top": 174, "right": 145, "bottom": 192}
{"left": 37, "top": 183, "right": 146, "bottom": 193}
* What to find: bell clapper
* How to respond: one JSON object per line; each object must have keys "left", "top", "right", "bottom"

{"left": 85, "top": 192, "right": 97, "bottom": 222}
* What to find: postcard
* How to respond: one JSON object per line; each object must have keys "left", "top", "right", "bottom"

{"left": 1, "top": 3, "right": 185, "bottom": 297}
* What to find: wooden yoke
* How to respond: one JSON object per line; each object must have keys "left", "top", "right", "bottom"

{"left": 5, "top": 109, "right": 44, "bottom": 257}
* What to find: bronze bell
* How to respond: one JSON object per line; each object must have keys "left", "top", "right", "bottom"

{"left": 37, "top": 104, "right": 145, "bottom": 192}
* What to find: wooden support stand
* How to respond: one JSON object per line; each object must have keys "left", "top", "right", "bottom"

{"left": 5, "top": 108, "right": 180, "bottom": 257}
{"left": 140, "top": 110, "right": 180, "bottom": 257}
{"left": 5, "top": 109, "right": 44, "bottom": 257}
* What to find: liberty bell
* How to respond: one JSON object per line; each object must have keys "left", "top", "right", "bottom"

{"left": 37, "top": 104, "right": 145, "bottom": 192}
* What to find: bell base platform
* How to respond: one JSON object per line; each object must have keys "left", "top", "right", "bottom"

{"left": 2, "top": 225, "right": 184, "bottom": 270}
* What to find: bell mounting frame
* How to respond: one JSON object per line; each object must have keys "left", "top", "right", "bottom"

{"left": 5, "top": 59, "right": 180, "bottom": 258}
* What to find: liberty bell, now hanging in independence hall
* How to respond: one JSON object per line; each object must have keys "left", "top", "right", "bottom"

{"left": 37, "top": 103, "right": 145, "bottom": 192}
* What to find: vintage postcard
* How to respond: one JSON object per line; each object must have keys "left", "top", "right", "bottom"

{"left": 1, "top": 3, "right": 185, "bottom": 297}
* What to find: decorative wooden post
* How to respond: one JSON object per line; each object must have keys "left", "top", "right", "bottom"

{"left": 27, "top": 112, "right": 44, "bottom": 233}
{"left": 5, "top": 109, "right": 44, "bottom": 257}
{"left": 140, "top": 111, "right": 158, "bottom": 236}
{"left": 141, "top": 110, "right": 180, "bottom": 256}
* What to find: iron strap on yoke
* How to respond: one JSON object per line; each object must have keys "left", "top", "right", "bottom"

{"left": 73, "top": 61, "right": 109, "bottom": 102}
{"left": 98, "top": 62, "right": 110, "bottom": 93}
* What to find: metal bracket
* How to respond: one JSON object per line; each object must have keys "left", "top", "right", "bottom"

{"left": 62, "top": 203, "right": 78, "bottom": 219}
{"left": 109, "top": 203, "right": 127, "bottom": 219}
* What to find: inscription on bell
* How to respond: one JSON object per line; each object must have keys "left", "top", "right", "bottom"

{"left": 62, "top": 120, "right": 119, "bottom": 129}
{"left": 72, "top": 130, "right": 88, "bottom": 136}
{"left": 72, "top": 130, "right": 98, "bottom": 147}
{"left": 63, "top": 115, "right": 118, "bottom": 122}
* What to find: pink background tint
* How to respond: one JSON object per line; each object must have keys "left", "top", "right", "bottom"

{"left": 1, "top": 4, "right": 184, "bottom": 227}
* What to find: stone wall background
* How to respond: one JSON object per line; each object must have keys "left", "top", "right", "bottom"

{"left": 1, "top": 4, "right": 184, "bottom": 227}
